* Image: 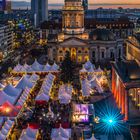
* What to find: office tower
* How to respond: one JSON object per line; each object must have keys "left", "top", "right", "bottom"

{"left": 31, "top": 0, "right": 48, "bottom": 27}
{"left": 82, "top": 0, "right": 88, "bottom": 10}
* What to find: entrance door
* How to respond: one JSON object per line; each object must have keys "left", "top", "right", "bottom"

{"left": 71, "top": 48, "right": 77, "bottom": 61}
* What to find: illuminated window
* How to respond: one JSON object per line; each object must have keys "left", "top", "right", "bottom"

{"left": 85, "top": 56, "right": 89, "bottom": 61}
{"left": 78, "top": 56, "right": 82, "bottom": 62}
{"left": 59, "top": 57, "right": 63, "bottom": 62}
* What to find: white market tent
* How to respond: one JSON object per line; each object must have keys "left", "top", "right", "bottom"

{"left": 95, "top": 66, "right": 103, "bottom": 73}
{"left": 16, "top": 76, "right": 34, "bottom": 90}
{"left": 31, "top": 59, "right": 44, "bottom": 71}
{"left": 0, "top": 119, "right": 15, "bottom": 140}
{"left": 43, "top": 63, "right": 51, "bottom": 71}
{"left": 3, "top": 84, "right": 22, "bottom": 97}
{"left": 52, "top": 135, "right": 69, "bottom": 140}
{"left": 19, "top": 127, "right": 38, "bottom": 140}
{"left": 85, "top": 134, "right": 97, "bottom": 140}
{"left": 0, "top": 91, "right": 15, "bottom": 105}
{"left": 12, "top": 60, "right": 60, "bottom": 73}
{"left": 51, "top": 127, "right": 71, "bottom": 139}
{"left": 39, "top": 73, "right": 55, "bottom": 96}
{"left": 58, "top": 85, "right": 72, "bottom": 104}
{"left": 80, "top": 61, "right": 95, "bottom": 73}
{"left": 81, "top": 79, "right": 91, "bottom": 97}
{"left": 35, "top": 93, "right": 50, "bottom": 102}
{"left": 29, "top": 74, "right": 39, "bottom": 83}
{"left": 90, "top": 78, "right": 103, "bottom": 93}
{"left": 16, "top": 87, "right": 30, "bottom": 106}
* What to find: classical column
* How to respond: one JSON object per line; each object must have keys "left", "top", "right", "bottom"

{"left": 124, "top": 89, "right": 129, "bottom": 121}
{"left": 119, "top": 81, "right": 122, "bottom": 108}
{"left": 121, "top": 85, "right": 125, "bottom": 114}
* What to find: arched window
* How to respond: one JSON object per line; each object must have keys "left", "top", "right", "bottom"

{"left": 92, "top": 51, "right": 95, "bottom": 58}
{"left": 101, "top": 51, "right": 105, "bottom": 59}
{"left": 110, "top": 50, "right": 114, "bottom": 59}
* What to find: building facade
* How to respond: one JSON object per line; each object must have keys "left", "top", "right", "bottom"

{"left": 0, "top": 24, "right": 13, "bottom": 60}
{"left": 125, "top": 33, "right": 140, "bottom": 66}
{"left": 112, "top": 60, "right": 140, "bottom": 121}
{"left": 46, "top": 0, "right": 123, "bottom": 64}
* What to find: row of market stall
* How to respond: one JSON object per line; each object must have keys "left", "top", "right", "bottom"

{"left": 12, "top": 60, "right": 59, "bottom": 73}
{"left": 35, "top": 73, "right": 56, "bottom": 104}
{"left": 0, "top": 73, "right": 40, "bottom": 139}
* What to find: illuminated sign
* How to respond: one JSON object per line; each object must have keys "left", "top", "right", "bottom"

{"left": 72, "top": 104, "right": 89, "bottom": 122}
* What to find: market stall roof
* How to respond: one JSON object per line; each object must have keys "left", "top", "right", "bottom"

{"left": 52, "top": 135, "right": 69, "bottom": 140}
{"left": 81, "top": 79, "right": 91, "bottom": 97}
{"left": 0, "top": 119, "right": 15, "bottom": 140}
{"left": 51, "top": 127, "right": 71, "bottom": 139}
{"left": 83, "top": 61, "right": 95, "bottom": 72}
{"left": 31, "top": 59, "right": 44, "bottom": 71}
{"left": 85, "top": 134, "right": 97, "bottom": 140}
{"left": 43, "top": 63, "right": 51, "bottom": 71}
{"left": 16, "top": 76, "right": 34, "bottom": 90}
{"left": 35, "top": 93, "right": 50, "bottom": 102}
{"left": 3, "top": 84, "right": 22, "bottom": 97}
{"left": 19, "top": 126, "right": 38, "bottom": 140}
{"left": 51, "top": 63, "right": 59, "bottom": 71}
{"left": 90, "top": 78, "right": 103, "bottom": 93}
{"left": 0, "top": 91, "right": 15, "bottom": 105}
{"left": 95, "top": 66, "right": 103, "bottom": 73}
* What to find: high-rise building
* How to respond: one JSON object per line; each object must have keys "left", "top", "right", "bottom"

{"left": 0, "top": 23, "right": 13, "bottom": 61}
{"left": 31, "top": 0, "right": 48, "bottom": 27}
{"left": 82, "top": 0, "right": 88, "bottom": 10}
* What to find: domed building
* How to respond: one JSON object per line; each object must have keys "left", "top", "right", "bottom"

{"left": 47, "top": 0, "right": 124, "bottom": 64}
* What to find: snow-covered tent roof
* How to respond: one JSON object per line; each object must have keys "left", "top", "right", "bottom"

{"left": 51, "top": 127, "right": 71, "bottom": 139}
{"left": 3, "top": 84, "right": 22, "bottom": 97}
{"left": 16, "top": 76, "right": 34, "bottom": 90}
{"left": 0, "top": 91, "right": 15, "bottom": 105}
{"left": 19, "top": 127, "right": 38, "bottom": 140}
{"left": 35, "top": 93, "right": 50, "bottom": 102}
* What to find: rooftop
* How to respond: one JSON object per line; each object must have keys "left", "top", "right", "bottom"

{"left": 112, "top": 60, "right": 140, "bottom": 88}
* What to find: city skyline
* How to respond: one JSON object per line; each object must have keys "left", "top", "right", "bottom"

{"left": 12, "top": 0, "right": 140, "bottom": 4}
